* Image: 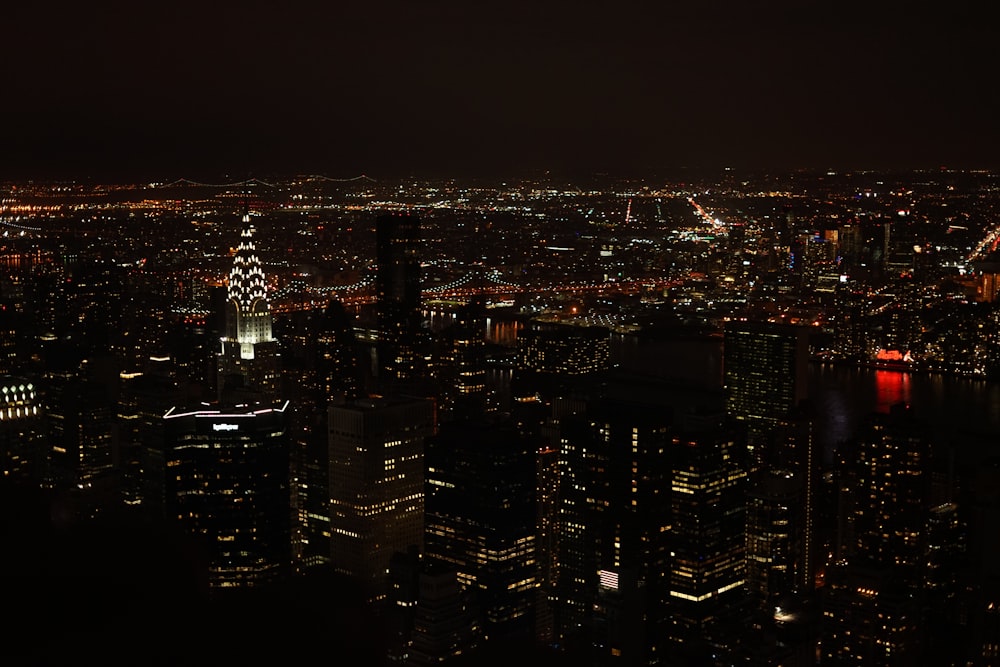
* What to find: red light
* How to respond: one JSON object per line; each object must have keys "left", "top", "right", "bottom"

{"left": 875, "top": 370, "right": 911, "bottom": 413}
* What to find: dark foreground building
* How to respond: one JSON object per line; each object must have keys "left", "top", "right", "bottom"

{"left": 162, "top": 400, "right": 292, "bottom": 592}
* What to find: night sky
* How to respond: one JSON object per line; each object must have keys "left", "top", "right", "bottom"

{"left": 3, "top": 1, "right": 997, "bottom": 180}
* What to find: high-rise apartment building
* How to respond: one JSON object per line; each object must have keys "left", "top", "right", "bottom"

{"left": 823, "top": 404, "right": 938, "bottom": 664}
{"left": 850, "top": 405, "right": 932, "bottom": 570}
{"left": 0, "top": 305, "right": 29, "bottom": 375}
{"left": 518, "top": 322, "right": 611, "bottom": 378}
{"left": 434, "top": 300, "right": 490, "bottom": 423}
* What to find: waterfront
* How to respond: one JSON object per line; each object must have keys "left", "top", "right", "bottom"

{"left": 424, "top": 306, "right": 1000, "bottom": 468}
{"left": 809, "top": 362, "right": 1000, "bottom": 466}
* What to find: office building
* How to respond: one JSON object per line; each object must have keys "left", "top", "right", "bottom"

{"left": 217, "top": 212, "right": 280, "bottom": 401}
{"left": 535, "top": 443, "right": 560, "bottom": 645}
{"left": 43, "top": 354, "right": 118, "bottom": 513}
{"left": 162, "top": 400, "right": 292, "bottom": 591}
{"left": 723, "top": 320, "right": 808, "bottom": 430}
{"left": 424, "top": 417, "right": 538, "bottom": 642}
{"left": 665, "top": 411, "right": 750, "bottom": 664}
{"left": 405, "top": 560, "right": 481, "bottom": 665}
{"left": 375, "top": 213, "right": 424, "bottom": 392}
{"left": 549, "top": 394, "right": 674, "bottom": 664}
{"left": 116, "top": 364, "right": 185, "bottom": 511}
{"left": 276, "top": 300, "right": 364, "bottom": 570}
{"left": 746, "top": 468, "right": 807, "bottom": 613}
{"left": 328, "top": 396, "right": 434, "bottom": 603}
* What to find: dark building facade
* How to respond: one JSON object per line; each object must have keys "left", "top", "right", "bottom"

{"left": 664, "top": 411, "right": 750, "bottom": 664}
{"left": 161, "top": 401, "right": 292, "bottom": 592}
{"left": 0, "top": 376, "right": 45, "bottom": 484}
{"left": 375, "top": 213, "right": 424, "bottom": 392}
{"left": 424, "top": 417, "right": 539, "bottom": 643}
{"left": 823, "top": 404, "right": 941, "bottom": 665}
{"left": 548, "top": 393, "right": 675, "bottom": 664}
{"left": 723, "top": 320, "right": 809, "bottom": 469}
{"left": 328, "top": 395, "right": 434, "bottom": 603}
{"left": 275, "top": 299, "right": 365, "bottom": 571}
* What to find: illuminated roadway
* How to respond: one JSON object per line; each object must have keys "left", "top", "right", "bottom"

{"left": 687, "top": 196, "right": 727, "bottom": 231}
{"left": 967, "top": 224, "right": 1000, "bottom": 263}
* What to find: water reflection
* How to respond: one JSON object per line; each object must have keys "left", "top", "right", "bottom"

{"left": 809, "top": 363, "right": 1000, "bottom": 462}
{"left": 420, "top": 309, "right": 522, "bottom": 347}
{"left": 424, "top": 310, "right": 454, "bottom": 332}
{"left": 486, "top": 318, "right": 521, "bottom": 346}
{"left": 873, "top": 370, "right": 911, "bottom": 413}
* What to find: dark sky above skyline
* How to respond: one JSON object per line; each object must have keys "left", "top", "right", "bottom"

{"left": 3, "top": 1, "right": 997, "bottom": 181}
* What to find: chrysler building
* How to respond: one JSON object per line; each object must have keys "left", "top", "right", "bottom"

{"left": 217, "top": 212, "right": 280, "bottom": 401}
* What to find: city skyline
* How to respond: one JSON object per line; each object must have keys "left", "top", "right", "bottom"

{"left": 3, "top": 2, "right": 998, "bottom": 181}
{"left": 3, "top": 162, "right": 1000, "bottom": 662}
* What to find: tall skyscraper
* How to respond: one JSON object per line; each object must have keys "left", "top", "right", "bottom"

{"left": 151, "top": 208, "right": 293, "bottom": 595}
{"left": 275, "top": 300, "right": 364, "bottom": 571}
{"left": 549, "top": 393, "right": 674, "bottom": 664}
{"left": 424, "top": 417, "right": 539, "bottom": 643}
{"left": 723, "top": 321, "right": 808, "bottom": 431}
{"left": 724, "top": 322, "right": 820, "bottom": 660}
{"left": 116, "top": 364, "right": 185, "bottom": 511}
{"left": 328, "top": 395, "right": 434, "bottom": 603}
{"left": 161, "top": 400, "right": 292, "bottom": 592}
{"left": 434, "top": 299, "right": 490, "bottom": 423}
{"left": 745, "top": 468, "right": 807, "bottom": 613}
{"left": 665, "top": 411, "right": 750, "bottom": 664}
{"left": 768, "top": 410, "right": 820, "bottom": 599}
{"left": 535, "top": 443, "right": 560, "bottom": 646}
{"left": 217, "top": 212, "right": 280, "bottom": 402}
{"left": 375, "top": 213, "right": 423, "bottom": 392}
{"left": 43, "top": 354, "right": 118, "bottom": 514}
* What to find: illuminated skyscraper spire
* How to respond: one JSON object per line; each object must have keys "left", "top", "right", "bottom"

{"left": 218, "top": 211, "right": 280, "bottom": 400}
{"left": 226, "top": 212, "right": 273, "bottom": 352}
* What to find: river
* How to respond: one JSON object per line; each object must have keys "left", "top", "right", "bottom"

{"left": 438, "top": 307, "right": 1000, "bottom": 465}
{"left": 808, "top": 362, "right": 1000, "bottom": 466}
